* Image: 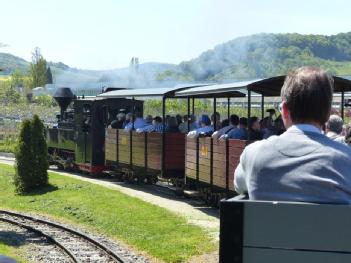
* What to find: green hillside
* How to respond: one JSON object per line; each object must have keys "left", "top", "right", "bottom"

{"left": 0, "top": 53, "right": 29, "bottom": 74}
{"left": 158, "top": 32, "right": 351, "bottom": 81}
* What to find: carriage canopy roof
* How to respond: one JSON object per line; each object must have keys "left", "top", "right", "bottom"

{"left": 175, "top": 76, "right": 351, "bottom": 97}
{"left": 98, "top": 83, "right": 209, "bottom": 98}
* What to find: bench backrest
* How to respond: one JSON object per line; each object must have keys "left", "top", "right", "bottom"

{"left": 220, "top": 198, "right": 351, "bottom": 263}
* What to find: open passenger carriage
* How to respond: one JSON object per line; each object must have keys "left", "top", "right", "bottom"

{"left": 98, "top": 85, "right": 207, "bottom": 183}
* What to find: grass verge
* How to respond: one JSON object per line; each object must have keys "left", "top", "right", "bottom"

{"left": 0, "top": 164, "right": 216, "bottom": 262}
{"left": 0, "top": 243, "right": 27, "bottom": 263}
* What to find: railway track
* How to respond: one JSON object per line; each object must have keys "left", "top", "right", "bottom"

{"left": 0, "top": 210, "right": 128, "bottom": 263}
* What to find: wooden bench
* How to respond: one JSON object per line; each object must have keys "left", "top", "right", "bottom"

{"left": 220, "top": 197, "right": 351, "bottom": 263}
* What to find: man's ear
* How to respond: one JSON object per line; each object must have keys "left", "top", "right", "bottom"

{"left": 282, "top": 101, "right": 290, "bottom": 119}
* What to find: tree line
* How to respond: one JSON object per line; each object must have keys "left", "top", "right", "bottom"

{"left": 0, "top": 47, "right": 53, "bottom": 104}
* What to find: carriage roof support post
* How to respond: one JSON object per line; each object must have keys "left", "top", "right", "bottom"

{"left": 213, "top": 97, "right": 217, "bottom": 131}
{"left": 261, "top": 94, "right": 265, "bottom": 119}
{"left": 161, "top": 96, "right": 166, "bottom": 178}
{"left": 341, "top": 90, "right": 345, "bottom": 120}
{"left": 247, "top": 88, "right": 251, "bottom": 119}
{"left": 227, "top": 97, "right": 230, "bottom": 120}
{"left": 130, "top": 96, "right": 135, "bottom": 168}
{"left": 132, "top": 97, "right": 135, "bottom": 130}
{"left": 192, "top": 97, "right": 195, "bottom": 115}
{"left": 187, "top": 97, "right": 191, "bottom": 132}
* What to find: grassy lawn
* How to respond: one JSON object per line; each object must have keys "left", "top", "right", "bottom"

{"left": 0, "top": 164, "right": 216, "bottom": 262}
{"left": 0, "top": 243, "right": 27, "bottom": 263}
{"left": 0, "top": 136, "right": 17, "bottom": 153}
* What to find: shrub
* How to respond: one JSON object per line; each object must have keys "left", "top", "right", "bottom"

{"left": 14, "top": 115, "right": 48, "bottom": 193}
{"left": 31, "top": 115, "right": 48, "bottom": 187}
{"left": 14, "top": 120, "right": 33, "bottom": 193}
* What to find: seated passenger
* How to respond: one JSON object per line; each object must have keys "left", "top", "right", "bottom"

{"left": 166, "top": 116, "right": 180, "bottom": 133}
{"left": 326, "top": 114, "right": 345, "bottom": 144}
{"left": 176, "top": 114, "right": 183, "bottom": 126}
{"left": 211, "top": 112, "right": 221, "bottom": 130}
{"left": 225, "top": 117, "right": 248, "bottom": 140}
{"left": 274, "top": 115, "right": 286, "bottom": 135}
{"left": 178, "top": 115, "right": 197, "bottom": 133}
{"left": 247, "top": 116, "right": 262, "bottom": 140}
{"left": 261, "top": 116, "right": 275, "bottom": 138}
{"left": 345, "top": 124, "right": 351, "bottom": 147}
{"left": 124, "top": 111, "right": 146, "bottom": 130}
{"left": 187, "top": 114, "right": 213, "bottom": 138}
{"left": 212, "top": 114, "right": 239, "bottom": 140}
{"left": 234, "top": 67, "right": 351, "bottom": 204}
{"left": 136, "top": 115, "right": 154, "bottom": 133}
{"left": 123, "top": 113, "right": 133, "bottom": 129}
{"left": 109, "top": 112, "right": 125, "bottom": 129}
{"left": 151, "top": 116, "right": 164, "bottom": 133}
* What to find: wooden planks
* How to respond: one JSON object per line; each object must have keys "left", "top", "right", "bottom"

{"left": 165, "top": 133, "right": 185, "bottom": 170}
{"left": 185, "top": 137, "right": 197, "bottom": 180}
{"left": 132, "top": 131, "right": 146, "bottom": 167}
{"left": 147, "top": 133, "right": 162, "bottom": 170}
{"left": 118, "top": 129, "right": 131, "bottom": 164}
{"left": 212, "top": 139, "right": 227, "bottom": 189}
{"left": 227, "top": 139, "right": 250, "bottom": 191}
{"left": 105, "top": 128, "right": 118, "bottom": 162}
{"left": 198, "top": 137, "right": 211, "bottom": 184}
{"left": 185, "top": 136, "right": 250, "bottom": 191}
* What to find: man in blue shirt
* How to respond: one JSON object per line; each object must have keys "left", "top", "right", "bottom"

{"left": 187, "top": 114, "right": 213, "bottom": 138}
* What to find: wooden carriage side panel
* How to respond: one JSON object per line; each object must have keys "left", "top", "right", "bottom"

{"left": 105, "top": 128, "right": 118, "bottom": 162}
{"left": 147, "top": 133, "right": 162, "bottom": 170}
{"left": 212, "top": 139, "right": 227, "bottom": 189}
{"left": 132, "top": 131, "right": 145, "bottom": 168}
{"left": 198, "top": 137, "right": 211, "bottom": 184}
{"left": 228, "top": 139, "right": 250, "bottom": 191}
{"left": 185, "top": 137, "right": 197, "bottom": 180}
{"left": 165, "top": 133, "right": 185, "bottom": 170}
{"left": 118, "top": 129, "right": 130, "bottom": 165}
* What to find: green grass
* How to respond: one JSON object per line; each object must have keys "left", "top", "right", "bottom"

{"left": 0, "top": 136, "right": 17, "bottom": 153}
{"left": 0, "top": 164, "right": 216, "bottom": 262}
{"left": 0, "top": 243, "right": 27, "bottom": 263}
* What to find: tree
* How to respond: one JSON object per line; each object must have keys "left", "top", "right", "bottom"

{"left": 31, "top": 115, "right": 48, "bottom": 187}
{"left": 46, "top": 66, "right": 53, "bottom": 84}
{"left": 13, "top": 116, "right": 48, "bottom": 193}
{"left": 10, "top": 69, "right": 24, "bottom": 88}
{"left": 14, "top": 120, "right": 34, "bottom": 193}
{"left": 29, "top": 47, "right": 47, "bottom": 89}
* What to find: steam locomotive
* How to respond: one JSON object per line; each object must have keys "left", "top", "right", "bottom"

{"left": 46, "top": 87, "right": 143, "bottom": 174}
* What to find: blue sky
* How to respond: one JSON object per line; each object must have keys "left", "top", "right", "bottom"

{"left": 1, "top": 0, "right": 350, "bottom": 69}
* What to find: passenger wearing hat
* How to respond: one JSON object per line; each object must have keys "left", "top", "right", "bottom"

{"left": 187, "top": 114, "right": 213, "bottom": 138}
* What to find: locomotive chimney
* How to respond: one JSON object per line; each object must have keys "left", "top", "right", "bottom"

{"left": 53, "top": 87, "right": 74, "bottom": 121}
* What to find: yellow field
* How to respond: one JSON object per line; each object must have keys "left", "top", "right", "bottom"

{"left": 0, "top": 75, "right": 9, "bottom": 81}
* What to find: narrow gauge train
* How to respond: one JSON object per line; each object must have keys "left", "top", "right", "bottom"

{"left": 46, "top": 76, "right": 351, "bottom": 206}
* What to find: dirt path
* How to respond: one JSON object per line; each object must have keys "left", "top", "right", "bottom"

{"left": 0, "top": 156, "right": 219, "bottom": 241}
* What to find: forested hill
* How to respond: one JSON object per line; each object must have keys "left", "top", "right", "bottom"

{"left": 2, "top": 32, "right": 351, "bottom": 82}
{"left": 157, "top": 32, "right": 351, "bottom": 81}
